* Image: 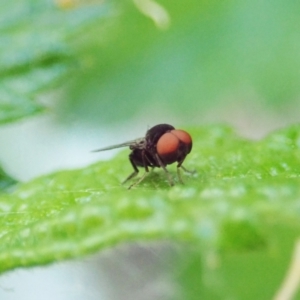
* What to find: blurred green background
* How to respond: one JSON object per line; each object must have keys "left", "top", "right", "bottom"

{"left": 2, "top": 0, "right": 300, "bottom": 134}
{"left": 56, "top": 0, "right": 300, "bottom": 134}
{"left": 1, "top": 0, "right": 300, "bottom": 299}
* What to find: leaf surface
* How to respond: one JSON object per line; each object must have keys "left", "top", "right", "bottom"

{"left": 0, "top": 125, "right": 300, "bottom": 274}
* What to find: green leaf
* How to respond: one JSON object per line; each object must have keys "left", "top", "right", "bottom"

{"left": 0, "top": 0, "right": 110, "bottom": 124}
{"left": 0, "top": 124, "right": 300, "bottom": 275}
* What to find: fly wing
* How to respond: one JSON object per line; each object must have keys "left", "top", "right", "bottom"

{"left": 92, "top": 137, "right": 145, "bottom": 152}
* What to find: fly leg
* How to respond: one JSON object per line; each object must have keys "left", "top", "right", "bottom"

{"left": 128, "top": 172, "right": 149, "bottom": 189}
{"left": 128, "top": 150, "right": 151, "bottom": 189}
{"left": 122, "top": 155, "right": 139, "bottom": 184}
{"left": 180, "top": 165, "right": 196, "bottom": 174}
{"left": 177, "top": 159, "right": 196, "bottom": 184}
{"left": 155, "top": 154, "right": 174, "bottom": 186}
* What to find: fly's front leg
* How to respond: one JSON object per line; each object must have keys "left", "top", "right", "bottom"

{"left": 176, "top": 158, "right": 196, "bottom": 184}
{"left": 180, "top": 165, "right": 196, "bottom": 174}
{"left": 155, "top": 154, "right": 174, "bottom": 186}
{"left": 178, "top": 158, "right": 196, "bottom": 174}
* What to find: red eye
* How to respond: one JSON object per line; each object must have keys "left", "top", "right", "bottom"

{"left": 156, "top": 133, "right": 179, "bottom": 156}
{"left": 156, "top": 132, "right": 179, "bottom": 164}
{"left": 171, "top": 130, "right": 192, "bottom": 147}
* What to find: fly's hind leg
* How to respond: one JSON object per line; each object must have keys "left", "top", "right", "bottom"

{"left": 122, "top": 171, "right": 138, "bottom": 184}
{"left": 128, "top": 172, "right": 149, "bottom": 189}
{"left": 127, "top": 150, "right": 151, "bottom": 189}
{"left": 122, "top": 156, "right": 139, "bottom": 184}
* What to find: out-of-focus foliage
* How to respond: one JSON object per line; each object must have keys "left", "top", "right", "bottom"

{"left": 59, "top": 0, "right": 300, "bottom": 124}
{"left": 1, "top": 124, "right": 300, "bottom": 299}
{"left": 0, "top": 0, "right": 109, "bottom": 124}
{"left": 0, "top": 165, "right": 17, "bottom": 192}
{"left": 174, "top": 228, "right": 300, "bottom": 300}
{"left": 2, "top": 0, "right": 300, "bottom": 125}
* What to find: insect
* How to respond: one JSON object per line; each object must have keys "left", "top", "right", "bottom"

{"left": 93, "top": 124, "right": 193, "bottom": 188}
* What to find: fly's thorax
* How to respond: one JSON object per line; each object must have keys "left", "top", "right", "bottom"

{"left": 129, "top": 138, "right": 146, "bottom": 150}
{"left": 146, "top": 124, "right": 175, "bottom": 145}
